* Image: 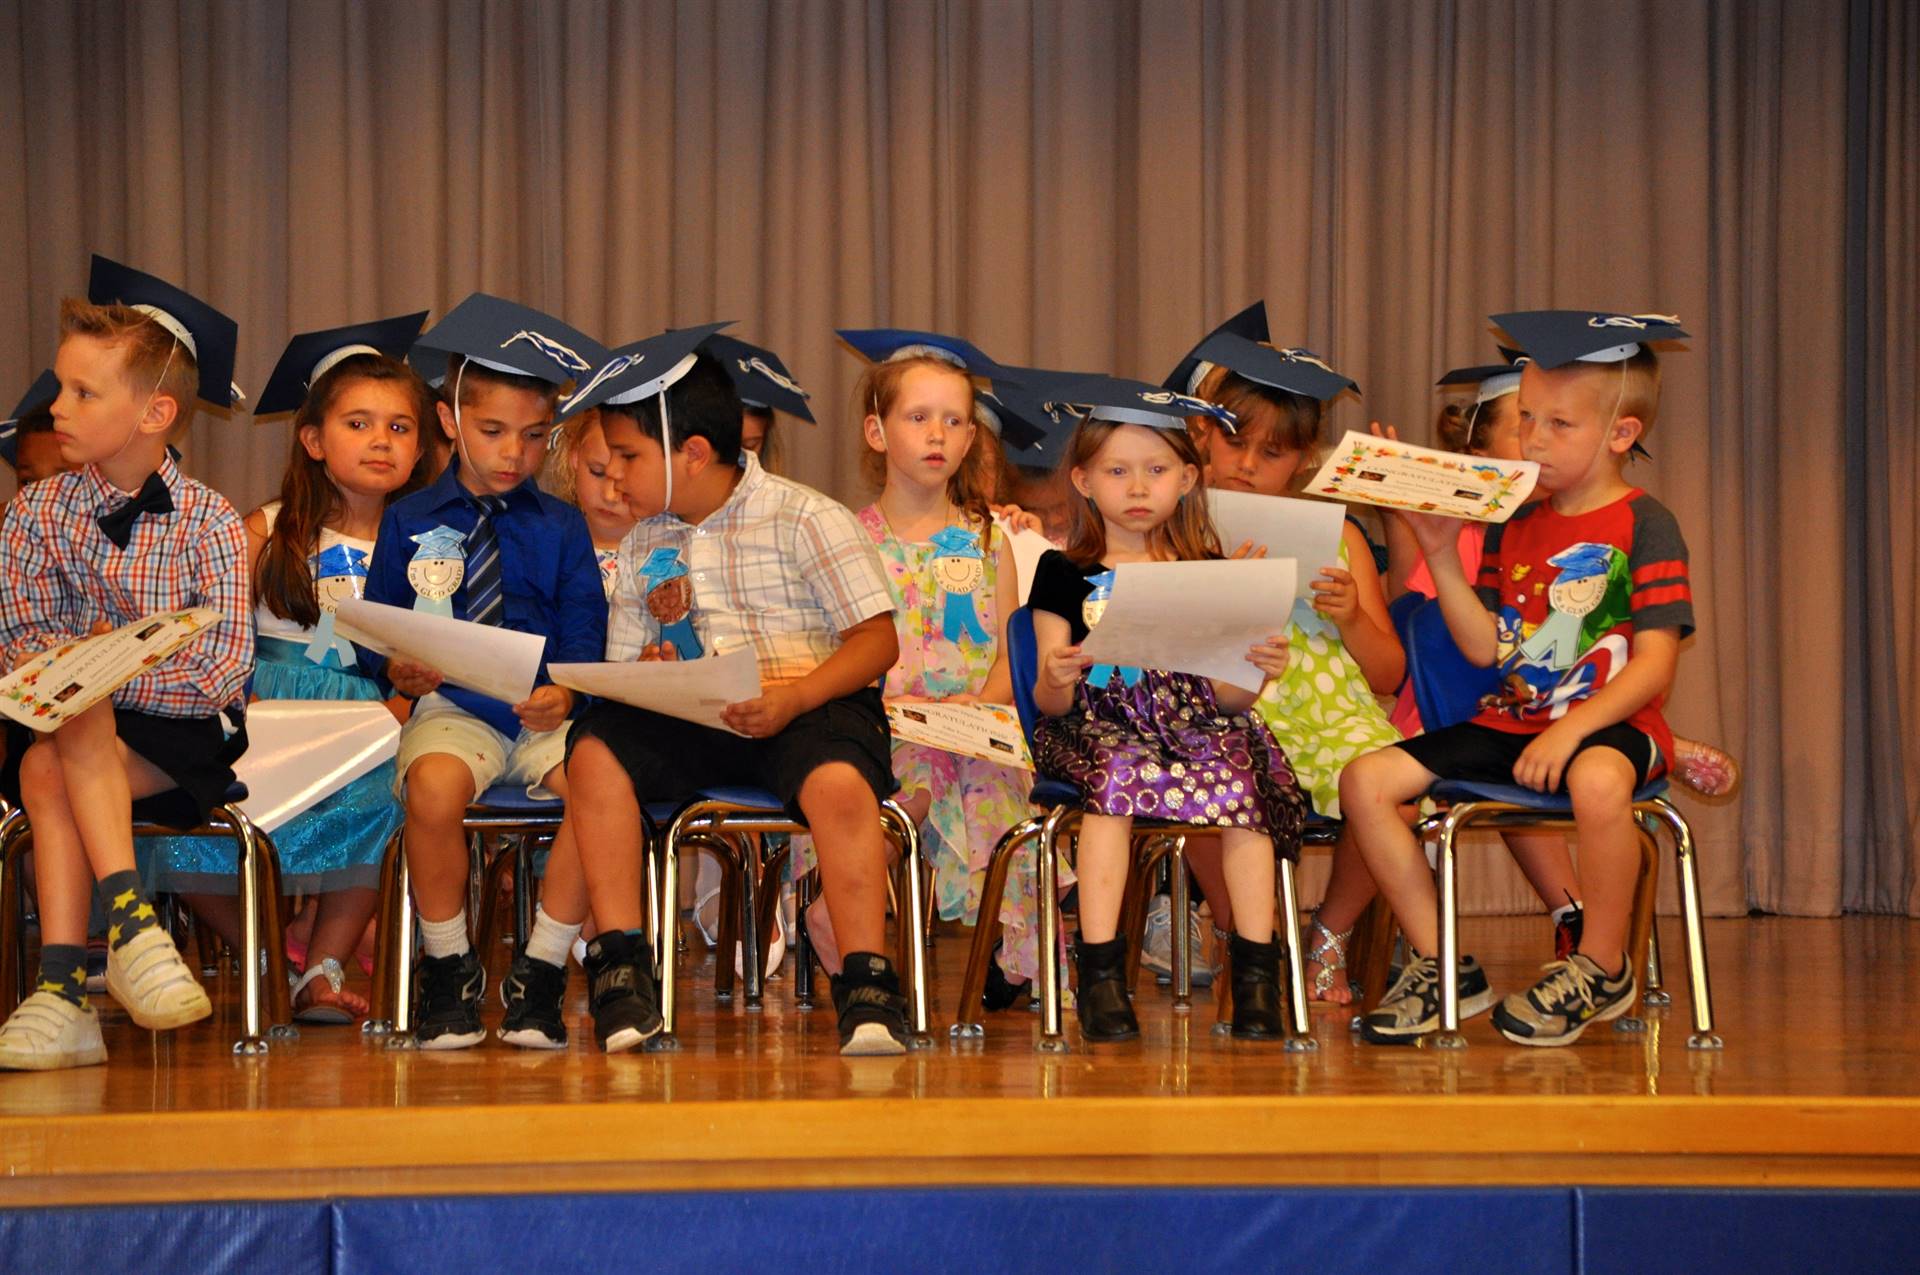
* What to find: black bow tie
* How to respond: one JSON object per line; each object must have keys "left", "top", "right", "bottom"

{"left": 96, "top": 471, "right": 175, "bottom": 549}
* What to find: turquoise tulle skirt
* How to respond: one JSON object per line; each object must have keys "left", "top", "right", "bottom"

{"left": 138, "top": 636, "right": 403, "bottom": 896}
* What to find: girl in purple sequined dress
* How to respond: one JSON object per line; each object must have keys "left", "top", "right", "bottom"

{"left": 1027, "top": 381, "right": 1306, "bottom": 1043}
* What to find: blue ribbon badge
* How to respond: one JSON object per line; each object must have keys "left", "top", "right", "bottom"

{"left": 306, "top": 541, "right": 370, "bottom": 667}
{"left": 929, "top": 524, "right": 991, "bottom": 645}
{"left": 1081, "top": 569, "right": 1142, "bottom": 689}
{"left": 639, "top": 547, "right": 703, "bottom": 660}
{"left": 406, "top": 525, "right": 466, "bottom": 619}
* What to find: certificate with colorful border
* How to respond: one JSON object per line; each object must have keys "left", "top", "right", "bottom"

{"left": 1306, "top": 430, "right": 1539, "bottom": 523}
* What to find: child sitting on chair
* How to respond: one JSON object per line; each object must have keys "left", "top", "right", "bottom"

{"left": 1344, "top": 310, "right": 1696, "bottom": 1048}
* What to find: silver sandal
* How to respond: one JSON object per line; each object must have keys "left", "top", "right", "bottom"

{"left": 291, "top": 956, "right": 355, "bottom": 1024}
{"left": 1303, "top": 912, "right": 1355, "bottom": 1002}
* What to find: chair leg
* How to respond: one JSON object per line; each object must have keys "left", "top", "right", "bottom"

{"left": 1646, "top": 797, "right": 1721, "bottom": 1049}
{"left": 949, "top": 817, "right": 1038, "bottom": 1040}
{"left": 1433, "top": 804, "right": 1473, "bottom": 1049}
{"left": 0, "top": 811, "right": 31, "bottom": 1018}
{"left": 1643, "top": 912, "right": 1671, "bottom": 1005}
{"left": 883, "top": 798, "right": 931, "bottom": 1044}
{"left": 474, "top": 843, "right": 517, "bottom": 980}
{"left": 1168, "top": 837, "right": 1192, "bottom": 1009}
{"left": 1035, "top": 805, "right": 1079, "bottom": 1052}
{"left": 652, "top": 808, "right": 693, "bottom": 1050}
{"left": 711, "top": 838, "right": 742, "bottom": 1004}
{"left": 229, "top": 807, "right": 270, "bottom": 1056}
{"left": 793, "top": 869, "right": 817, "bottom": 1009}
{"left": 248, "top": 822, "right": 296, "bottom": 1038}
{"left": 1614, "top": 824, "right": 1661, "bottom": 1034}
{"left": 513, "top": 834, "right": 537, "bottom": 952}
{"left": 753, "top": 839, "right": 792, "bottom": 994}
{"left": 1277, "top": 856, "right": 1316, "bottom": 1051}
{"left": 738, "top": 834, "right": 764, "bottom": 1008}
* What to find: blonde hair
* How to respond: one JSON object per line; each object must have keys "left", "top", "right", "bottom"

{"left": 856, "top": 355, "right": 994, "bottom": 531}
{"left": 542, "top": 406, "right": 603, "bottom": 504}
{"left": 57, "top": 297, "right": 199, "bottom": 434}
{"left": 1063, "top": 419, "right": 1223, "bottom": 567}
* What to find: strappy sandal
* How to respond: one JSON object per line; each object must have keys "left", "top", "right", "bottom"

{"left": 1672, "top": 738, "right": 1741, "bottom": 798}
{"left": 1303, "top": 911, "right": 1356, "bottom": 1004}
{"left": 291, "top": 957, "right": 367, "bottom": 1024}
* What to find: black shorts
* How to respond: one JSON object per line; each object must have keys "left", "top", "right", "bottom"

{"left": 0, "top": 708, "right": 245, "bottom": 830}
{"left": 566, "top": 685, "right": 898, "bottom": 821}
{"left": 1394, "top": 720, "right": 1662, "bottom": 793}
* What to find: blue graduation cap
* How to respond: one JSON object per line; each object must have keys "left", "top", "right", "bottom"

{"left": 254, "top": 311, "right": 431, "bottom": 416}
{"left": 1163, "top": 301, "right": 1270, "bottom": 395}
{"left": 312, "top": 541, "right": 370, "bottom": 581}
{"left": 1437, "top": 349, "right": 1528, "bottom": 404}
{"left": 413, "top": 294, "right": 605, "bottom": 388}
{"left": 1186, "top": 332, "right": 1358, "bottom": 403}
{"left": 558, "top": 322, "right": 736, "bottom": 423}
{"left": 835, "top": 328, "right": 1004, "bottom": 378}
{"left": 88, "top": 255, "right": 244, "bottom": 409}
{"left": 1026, "top": 369, "right": 1237, "bottom": 434}
{"left": 1490, "top": 311, "right": 1689, "bottom": 370}
{"left": 702, "top": 333, "right": 815, "bottom": 422}
{"left": 409, "top": 525, "right": 467, "bottom": 559}
{"left": 1547, "top": 541, "right": 1616, "bottom": 584}
{"left": 928, "top": 524, "right": 985, "bottom": 560}
{"left": 1, "top": 369, "right": 60, "bottom": 469}
{"left": 974, "top": 384, "right": 1052, "bottom": 455}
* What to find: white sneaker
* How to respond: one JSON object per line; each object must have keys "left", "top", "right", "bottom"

{"left": 106, "top": 927, "right": 213, "bottom": 1031}
{"left": 0, "top": 991, "right": 107, "bottom": 1070}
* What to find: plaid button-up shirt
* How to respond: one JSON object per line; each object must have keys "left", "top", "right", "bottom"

{"left": 609, "top": 451, "right": 894, "bottom": 684}
{"left": 0, "top": 455, "right": 253, "bottom": 718}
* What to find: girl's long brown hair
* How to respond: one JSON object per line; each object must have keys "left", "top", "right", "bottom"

{"left": 856, "top": 354, "right": 996, "bottom": 547}
{"left": 1062, "top": 418, "right": 1223, "bottom": 568}
{"left": 254, "top": 353, "right": 432, "bottom": 627}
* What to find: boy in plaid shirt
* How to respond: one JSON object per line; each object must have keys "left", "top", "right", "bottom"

{"left": 538, "top": 330, "right": 907, "bottom": 1056}
{"left": 0, "top": 258, "right": 254, "bottom": 1070}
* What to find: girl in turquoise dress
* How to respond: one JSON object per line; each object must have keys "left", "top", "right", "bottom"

{"left": 145, "top": 335, "right": 431, "bottom": 1022}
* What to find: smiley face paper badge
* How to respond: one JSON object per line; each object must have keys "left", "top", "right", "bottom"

{"left": 928, "top": 525, "right": 990, "bottom": 645}
{"left": 406, "top": 525, "right": 467, "bottom": 618}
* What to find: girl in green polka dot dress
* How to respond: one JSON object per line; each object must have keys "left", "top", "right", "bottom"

{"left": 1172, "top": 327, "right": 1404, "bottom": 1004}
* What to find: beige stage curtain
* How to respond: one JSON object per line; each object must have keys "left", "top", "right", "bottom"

{"left": 0, "top": 1, "right": 1912, "bottom": 916}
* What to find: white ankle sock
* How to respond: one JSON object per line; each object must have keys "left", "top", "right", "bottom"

{"left": 1551, "top": 901, "right": 1583, "bottom": 925}
{"left": 420, "top": 912, "right": 471, "bottom": 959}
{"left": 525, "top": 906, "right": 582, "bottom": 969}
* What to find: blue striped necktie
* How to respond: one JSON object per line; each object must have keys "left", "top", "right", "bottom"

{"left": 463, "top": 495, "right": 508, "bottom": 626}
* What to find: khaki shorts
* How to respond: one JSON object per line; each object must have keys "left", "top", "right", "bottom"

{"left": 395, "top": 693, "right": 568, "bottom": 801}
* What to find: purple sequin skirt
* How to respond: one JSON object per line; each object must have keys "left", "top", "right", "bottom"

{"left": 1033, "top": 669, "right": 1306, "bottom": 858}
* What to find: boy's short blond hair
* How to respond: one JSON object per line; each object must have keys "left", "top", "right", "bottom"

{"left": 57, "top": 297, "right": 200, "bottom": 435}
{"left": 1582, "top": 346, "right": 1662, "bottom": 441}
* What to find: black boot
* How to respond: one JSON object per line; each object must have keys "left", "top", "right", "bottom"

{"left": 582, "top": 929, "right": 662, "bottom": 1054}
{"left": 1074, "top": 932, "right": 1139, "bottom": 1042}
{"left": 1229, "top": 933, "right": 1285, "bottom": 1040}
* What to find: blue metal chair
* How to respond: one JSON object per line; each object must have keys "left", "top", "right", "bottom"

{"left": 650, "top": 785, "right": 930, "bottom": 1049}
{"left": 1394, "top": 595, "right": 1718, "bottom": 1050}
{"left": 952, "top": 607, "right": 1316, "bottom": 1052}
{"left": 0, "top": 782, "right": 294, "bottom": 1055}
{"left": 367, "top": 783, "right": 568, "bottom": 1047}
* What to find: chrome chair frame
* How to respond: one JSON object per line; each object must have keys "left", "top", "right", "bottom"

{"left": 0, "top": 797, "right": 295, "bottom": 1055}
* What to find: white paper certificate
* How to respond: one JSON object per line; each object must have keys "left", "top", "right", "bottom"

{"left": 334, "top": 598, "right": 546, "bottom": 706}
{"left": 1076, "top": 559, "right": 1297, "bottom": 693}
{"left": 1305, "top": 430, "right": 1539, "bottom": 522}
{"left": 0, "top": 608, "right": 223, "bottom": 732}
{"left": 234, "top": 700, "right": 402, "bottom": 832}
{"left": 886, "top": 701, "right": 1034, "bottom": 771}
{"left": 549, "top": 645, "right": 762, "bottom": 736}
{"left": 1206, "top": 489, "right": 1346, "bottom": 601}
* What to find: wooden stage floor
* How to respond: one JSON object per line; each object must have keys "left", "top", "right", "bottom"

{"left": 2, "top": 914, "right": 1917, "bottom": 1204}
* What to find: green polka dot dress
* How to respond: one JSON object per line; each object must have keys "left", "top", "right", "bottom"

{"left": 1252, "top": 542, "right": 1403, "bottom": 818}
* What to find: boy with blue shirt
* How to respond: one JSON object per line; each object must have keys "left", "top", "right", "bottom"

{"left": 360, "top": 295, "right": 608, "bottom": 1050}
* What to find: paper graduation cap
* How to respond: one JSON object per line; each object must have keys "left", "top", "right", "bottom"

{"left": 702, "top": 333, "right": 815, "bottom": 422}
{"left": 1, "top": 369, "right": 59, "bottom": 468}
{"left": 558, "top": 322, "right": 736, "bottom": 422}
{"left": 1186, "top": 332, "right": 1358, "bottom": 403}
{"left": 412, "top": 294, "right": 604, "bottom": 388}
{"left": 1024, "top": 369, "right": 1237, "bottom": 434}
{"left": 1436, "top": 348, "right": 1528, "bottom": 404}
{"left": 1163, "top": 300, "right": 1270, "bottom": 395}
{"left": 1490, "top": 310, "right": 1688, "bottom": 369}
{"left": 835, "top": 328, "right": 1005, "bottom": 378}
{"left": 254, "top": 311, "right": 432, "bottom": 416}
{"left": 88, "top": 255, "right": 244, "bottom": 409}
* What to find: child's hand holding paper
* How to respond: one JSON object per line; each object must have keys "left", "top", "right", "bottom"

{"left": 386, "top": 657, "right": 444, "bottom": 699}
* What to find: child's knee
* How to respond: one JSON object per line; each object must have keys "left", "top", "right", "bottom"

{"left": 17, "top": 741, "right": 66, "bottom": 805}
{"left": 405, "top": 755, "right": 476, "bottom": 823}
{"left": 1566, "top": 749, "right": 1635, "bottom": 813}
{"left": 796, "top": 764, "right": 880, "bottom": 832}
{"left": 564, "top": 737, "right": 633, "bottom": 801}
{"left": 1340, "top": 748, "right": 1401, "bottom": 807}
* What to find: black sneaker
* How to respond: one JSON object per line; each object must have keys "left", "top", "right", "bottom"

{"left": 834, "top": 952, "right": 908, "bottom": 1056}
{"left": 497, "top": 952, "right": 569, "bottom": 1050}
{"left": 582, "top": 931, "right": 661, "bottom": 1054}
{"left": 1494, "top": 953, "right": 1635, "bottom": 1046}
{"left": 1358, "top": 954, "right": 1495, "bottom": 1045}
{"left": 415, "top": 951, "right": 486, "bottom": 1050}
{"left": 982, "top": 941, "right": 1032, "bottom": 1012}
